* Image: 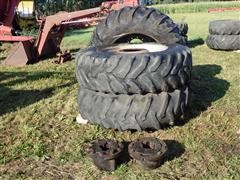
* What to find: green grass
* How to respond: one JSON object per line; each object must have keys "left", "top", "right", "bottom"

{"left": 0, "top": 11, "right": 240, "bottom": 179}
{"left": 61, "top": 28, "right": 94, "bottom": 51}
{"left": 153, "top": 1, "right": 240, "bottom": 13}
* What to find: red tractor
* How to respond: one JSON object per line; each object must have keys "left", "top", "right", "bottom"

{"left": 0, "top": 0, "right": 19, "bottom": 26}
{"left": 0, "top": 0, "right": 153, "bottom": 66}
{"left": 0, "top": 0, "right": 33, "bottom": 41}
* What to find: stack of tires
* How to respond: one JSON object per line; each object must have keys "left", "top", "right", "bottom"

{"left": 206, "top": 20, "right": 240, "bottom": 51}
{"left": 76, "top": 7, "right": 192, "bottom": 131}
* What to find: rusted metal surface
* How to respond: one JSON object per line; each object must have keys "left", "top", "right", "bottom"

{"left": 34, "top": 0, "right": 141, "bottom": 58}
{"left": 128, "top": 137, "right": 167, "bottom": 170}
{"left": 0, "top": 0, "right": 33, "bottom": 42}
{"left": 3, "top": 7, "right": 103, "bottom": 66}
{"left": 3, "top": 40, "right": 36, "bottom": 66}
{"left": 0, "top": 25, "right": 33, "bottom": 41}
{"left": 86, "top": 139, "right": 124, "bottom": 171}
{"left": 61, "top": 17, "right": 106, "bottom": 26}
{"left": 2, "top": 0, "right": 141, "bottom": 66}
{"left": 0, "top": 0, "right": 20, "bottom": 26}
{"left": 55, "top": 51, "right": 72, "bottom": 64}
{"left": 35, "top": 7, "right": 102, "bottom": 58}
{"left": 102, "top": 0, "right": 140, "bottom": 9}
{"left": 0, "top": 35, "right": 33, "bottom": 42}
{"left": 0, "top": 26, "right": 12, "bottom": 36}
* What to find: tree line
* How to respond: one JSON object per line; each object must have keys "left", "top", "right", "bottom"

{"left": 36, "top": 0, "right": 105, "bottom": 15}
{"left": 36, "top": 0, "right": 236, "bottom": 15}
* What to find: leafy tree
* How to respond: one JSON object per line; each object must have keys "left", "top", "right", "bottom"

{"left": 36, "top": 0, "right": 106, "bottom": 15}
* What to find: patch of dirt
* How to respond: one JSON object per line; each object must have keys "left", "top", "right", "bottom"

{"left": 0, "top": 159, "right": 79, "bottom": 179}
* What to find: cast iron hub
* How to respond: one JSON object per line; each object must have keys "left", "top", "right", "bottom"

{"left": 86, "top": 139, "right": 124, "bottom": 171}
{"left": 128, "top": 137, "right": 167, "bottom": 170}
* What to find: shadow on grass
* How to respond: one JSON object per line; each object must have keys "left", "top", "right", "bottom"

{"left": 188, "top": 38, "right": 205, "bottom": 48}
{"left": 68, "top": 48, "right": 82, "bottom": 55}
{"left": 178, "top": 64, "right": 230, "bottom": 126}
{"left": 117, "top": 141, "right": 131, "bottom": 166}
{"left": 0, "top": 71, "right": 76, "bottom": 116}
{"left": 164, "top": 140, "right": 185, "bottom": 162}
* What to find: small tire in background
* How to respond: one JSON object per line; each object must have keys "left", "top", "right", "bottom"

{"left": 206, "top": 34, "right": 240, "bottom": 50}
{"left": 76, "top": 43, "right": 192, "bottom": 94}
{"left": 77, "top": 87, "right": 190, "bottom": 131}
{"left": 91, "top": 6, "right": 185, "bottom": 47}
{"left": 209, "top": 20, "right": 240, "bottom": 35}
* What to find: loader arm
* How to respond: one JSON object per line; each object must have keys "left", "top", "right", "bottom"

{"left": 35, "top": 7, "right": 101, "bottom": 57}
{"left": 3, "top": 0, "right": 141, "bottom": 66}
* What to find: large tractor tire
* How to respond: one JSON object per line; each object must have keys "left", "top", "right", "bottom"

{"left": 206, "top": 35, "right": 240, "bottom": 50}
{"left": 76, "top": 43, "right": 192, "bottom": 94}
{"left": 78, "top": 87, "right": 190, "bottom": 131}
{"left": 209, "top": 20, "right": 240, "bottom": 35}
{"left": 91, "top": 7, "right": 185, "bottom": 47}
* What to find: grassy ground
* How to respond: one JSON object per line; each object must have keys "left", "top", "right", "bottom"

{"left": 0, "top": 11, "right": 240, "bottom": 179}
{"left": 154, "top": 1, "right": 240, "bottom": 14}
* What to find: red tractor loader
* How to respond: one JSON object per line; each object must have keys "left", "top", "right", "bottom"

{"left": 0, "top": 0, "right": 152, "bottom": 66}
{"left": 0, "top": 0, "right": 33, "bottom": 42}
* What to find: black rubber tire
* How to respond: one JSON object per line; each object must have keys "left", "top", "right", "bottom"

{"left": 91, "top": 6, "right": 185, "bottom": 46}
{"left": 206, "top": 35, "right": 240, "bottom": 50}
{"left": 177, "top": 23, "right": 188, "bottom": 36}
{"left": 76, "top": 44, "right": 192, "bottom": 94}
{"left": 209, "top": 20, "right": 240, "bottom": 35}
{"left": 78, "top": 87, "right": 190, "bottom": 131}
